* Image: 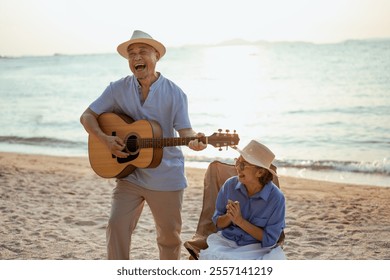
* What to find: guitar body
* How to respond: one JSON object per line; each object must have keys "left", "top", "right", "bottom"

{"left": 88, "top": 113, "right": 163, "bottom": 178}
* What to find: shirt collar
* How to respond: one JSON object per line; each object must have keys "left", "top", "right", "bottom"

{"left": 235, "top": 180, "right": 275, "bottom": 201}
{"left": 134, "top": 72, "right": 162, "bottom": 89}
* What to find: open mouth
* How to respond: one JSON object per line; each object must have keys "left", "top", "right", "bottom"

{"left": 134, "top": 64, "right": 146, "bottom": 71}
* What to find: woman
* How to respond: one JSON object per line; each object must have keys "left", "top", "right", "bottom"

{"left": 199, "top": 140, "right": 286, "bottom": 260}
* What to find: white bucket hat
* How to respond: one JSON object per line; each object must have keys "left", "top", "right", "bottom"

{"left": 234, "top": 140, "right": 278, "bottom": 177}
{"left": 117, "top": 30, "right": 166, "bottom": 59}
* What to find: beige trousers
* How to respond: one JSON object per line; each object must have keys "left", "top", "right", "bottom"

{"left": 106, "top": 180, "right": 183, "bottom": 260}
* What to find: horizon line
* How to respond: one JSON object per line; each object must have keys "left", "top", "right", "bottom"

{"left": 1, "top": 36, "right": 390, "bottom": 58}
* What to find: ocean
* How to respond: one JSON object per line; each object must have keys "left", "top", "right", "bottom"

{"left": 1, "top": 39, "right": 389, "bottom": 187}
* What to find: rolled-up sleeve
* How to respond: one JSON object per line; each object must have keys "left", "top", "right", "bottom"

{"left": 261, "top": 194, "right": 285, "bottom": 247}
{"left": 211, "top": 184, "right": 228, "bottom": 227}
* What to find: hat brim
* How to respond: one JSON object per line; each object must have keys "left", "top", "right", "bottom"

{"left": 234, "top": 147, "right": 278, "bottom": 177}
{"left": 117, "top": 38, "right": 166, "bottom": 59}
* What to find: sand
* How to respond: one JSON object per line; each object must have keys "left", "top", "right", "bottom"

{"left": 0, "top": 152, "right": 389, "bottom": 260}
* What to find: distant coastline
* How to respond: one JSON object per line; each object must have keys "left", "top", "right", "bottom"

{"left": 2, "top": 37, "right": 390, "bottom": 58}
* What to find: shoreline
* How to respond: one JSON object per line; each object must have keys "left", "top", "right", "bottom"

{"left": 1, "top": 144, "right": 388, "bottom": 188}
{"left": 1, "top": 151, "right": 390, "bottom": 260}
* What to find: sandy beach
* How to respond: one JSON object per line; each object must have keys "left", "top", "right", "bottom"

{"left": 0, "top": 151, "right": 389, "bottom": 260}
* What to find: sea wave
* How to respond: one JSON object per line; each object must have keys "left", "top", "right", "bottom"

{"left": 0, "top": 136, "right": 85, "bottom": 149}
{"left": 185, "top": 155, "right": 390, "bottom": 177}
{"left": 276, "top": 158, "right": 390, "bottom": 176}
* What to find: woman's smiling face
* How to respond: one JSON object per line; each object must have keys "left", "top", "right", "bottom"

{"left": 235, "top": 156, "right": 261, "bottom": 184}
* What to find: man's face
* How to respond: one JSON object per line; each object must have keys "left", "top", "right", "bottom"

{"left": 127, "top": 43, "right": 160, "bottom": 80}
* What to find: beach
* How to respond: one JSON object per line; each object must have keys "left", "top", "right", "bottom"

{"left": 0, "top": 151, "right": 389, "bottom": 260}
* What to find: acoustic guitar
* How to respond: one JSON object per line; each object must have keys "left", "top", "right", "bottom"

{"left": 88, "top": 113, "right": 240, "bottom": 178}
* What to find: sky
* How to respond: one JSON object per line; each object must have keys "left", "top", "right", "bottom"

{"left": 1, "top": 0, "right": 390, "bottom": 56}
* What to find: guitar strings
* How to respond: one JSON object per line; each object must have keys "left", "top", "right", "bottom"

{"left": 125, "top": 137, "right": 198, "bottom": 148}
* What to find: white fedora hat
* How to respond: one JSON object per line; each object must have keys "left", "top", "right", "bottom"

{"left": 117, "top": 30, "right": 166, "bottom": 59}
{"left": 234, "top": 140, "right": 278, "bottom": 177}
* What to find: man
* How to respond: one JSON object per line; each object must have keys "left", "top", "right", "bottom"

{"left": 80, "top": 30, "right": 206, "bottom": 259}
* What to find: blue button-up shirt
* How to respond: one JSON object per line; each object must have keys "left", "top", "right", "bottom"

{"left": 89, "top": 74, "right": 192, "bottom": 191}
{"left": 212, "top": 176, "right": 285, "bottom": 247}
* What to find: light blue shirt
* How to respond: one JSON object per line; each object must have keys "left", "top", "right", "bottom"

{"left": 212, "top": 176, "right": 286, "bottom": 247}
{"left": 89, "top": 74, "right": 192, "bottom": 191}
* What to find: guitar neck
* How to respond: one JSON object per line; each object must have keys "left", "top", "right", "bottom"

{"left": 135, "top": 136, "right": 202, "bottom": 148}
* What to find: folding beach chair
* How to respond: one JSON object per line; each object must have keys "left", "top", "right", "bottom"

{"left": 184, "top": 160, "right": 285, "bottom": 260}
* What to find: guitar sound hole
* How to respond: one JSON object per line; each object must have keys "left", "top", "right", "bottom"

{"left": 126, "top": 135, "right": 139, "bottom": 154}
{"left": 116, "top": 135, "right": 139, "bottom": 164}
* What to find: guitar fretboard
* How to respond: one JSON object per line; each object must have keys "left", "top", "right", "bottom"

{"left": 127, "top": 137, "right": 200, "bottom": 148}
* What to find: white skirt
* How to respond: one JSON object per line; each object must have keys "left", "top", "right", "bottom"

{"left": 199, "top": 232, "right": 286, "bottom": 260}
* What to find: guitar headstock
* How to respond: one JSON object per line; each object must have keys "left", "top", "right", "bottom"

{"left": 206, "top": 129, "right": 240, "bottom": 150}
